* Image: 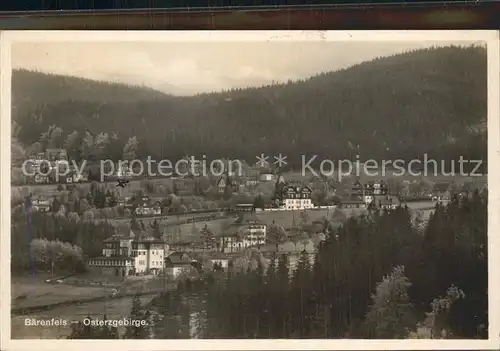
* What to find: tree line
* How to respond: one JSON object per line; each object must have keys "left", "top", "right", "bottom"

{"left": 11, "top": 209, "right": 115, "bottom": 273}
{"left": 64, "top": 190, "right": 487, "bottom": 339}
{"left": 13, "top": 46, "right": 487, "bottom": 169}
{"left": 175, "top": 191, "right": 487, "bottom": 339}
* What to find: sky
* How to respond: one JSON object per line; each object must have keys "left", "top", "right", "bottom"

{"left": 11, "top": 40, "right": 479, "bottom": 95}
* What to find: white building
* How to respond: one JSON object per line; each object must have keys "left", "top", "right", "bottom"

{"left": 219, "top": 211, "right": 267, "bottom": 252}
{"left": 31, "top": 197, "right": 51, "bottom": 212}
{"left": 282, "top": 185, "right": 314, "bottom": 210}
{"left": 164, "top": 252, "right": 198, "bottom": 278}
{"left": 88, "top": 231, "right": 165, "bottom": 276}
{"left": 364, "top": 195, "right": 374, "bottom": 205}
{"left": 132, "top": 237, "right": 165, "bottom": 274}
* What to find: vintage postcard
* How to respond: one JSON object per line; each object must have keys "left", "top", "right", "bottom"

{"left": 1, "top": 30, "right": 499, "bottom": 350}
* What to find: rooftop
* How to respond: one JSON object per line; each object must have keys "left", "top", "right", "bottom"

{"left": 374, "top": 195, "right": 400, "bottom": 206}
{"left": 166, "top": 252, "right": 196, "bottom": 265}
{"left": 341, "top": 199, "right": 365, "bottom": 204}
{"left": 88, "top": 256, "right": 134, "bottom": 260}
{"left": 104, "top": 229, "right": 164, "bottom": 243}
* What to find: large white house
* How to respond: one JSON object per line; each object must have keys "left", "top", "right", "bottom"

{"left": 87, "top": 230, "right": 165, "bottom": 277}
{"left": 282, "top": 185, "right": 314, "bottom": 210}
{"left": 219, "top": 211, "right": 267, "bottom": 252}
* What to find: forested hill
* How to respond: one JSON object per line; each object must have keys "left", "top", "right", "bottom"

{"left": 12, "top": 69, "right": 169, "bottom": 108}
{"left": 13, "top": 45, "right": 487, "bottom": 166}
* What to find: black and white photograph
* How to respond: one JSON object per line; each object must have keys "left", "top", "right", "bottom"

{"left": 1, "top": 30, "right": 499, "bottom": 350}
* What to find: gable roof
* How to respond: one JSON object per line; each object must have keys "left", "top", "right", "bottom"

{"left": 166, "top": 252, "right": 195, "bottom": 265}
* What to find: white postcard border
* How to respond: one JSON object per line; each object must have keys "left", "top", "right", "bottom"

{"left": 1, "top": 30, "right": 499, "bottom": 351}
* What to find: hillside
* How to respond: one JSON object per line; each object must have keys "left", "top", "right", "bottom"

{"left": 12, "top": 45, "right": 487, "bottom": 167}
{"left": 12, "top": 69, "right": 168, "bottom": 110}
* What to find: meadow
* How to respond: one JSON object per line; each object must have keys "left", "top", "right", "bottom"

{"left": 11, "top": 274, "right": 115, "bottom": 310}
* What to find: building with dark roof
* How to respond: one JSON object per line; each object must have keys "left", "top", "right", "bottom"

{"left": 274, "top": 178, "right": 313, "bottom": 210}
{"left": 31, "top": 196, "right": 51, "bottom": 212}
{"left": 87, "top": 230, "right": 166, "bottom": 277}
{"left": 164, "top": 252, "right": 200, "bottom": 278}
{"left": 340, "top": 198, "right": 366, "bottom": 208}
{"left": 219, "top": 211, "right": 267, "bottom": 252}
{"left": 217, "top": 172, "right": 238, "bottom": 193}
{"left": 373, "top": 195, "right": 400, "bottom": 210}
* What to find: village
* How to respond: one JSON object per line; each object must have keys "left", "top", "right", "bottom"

{"left": 13, "top": 147, "right": 478, "bottom": 288}
{"left": 8, "top": 37, "right": 491, "bottom": 341}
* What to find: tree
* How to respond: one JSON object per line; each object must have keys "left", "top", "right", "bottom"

{"left": 130, "top": 217, "right": 141, "bottom": 231}
{"left": 267, "top": 222, "right": 287, "bottom": 244}
{"left": 11, "top": 139, "right": 26, "bottom": 167}
{"left": 64, "top": 130, "right": 80, "bottom": 150}
{"left": 80, "top": 131, "right": 95, "bottom": 159}
{"left": 253, "top": 194, "right": 265, "bottom": 210}
{"left": 123, "top": 295, "right": 149, "bottom": 339}
{"left": 200, "top": 224, "right": 216, "bottom": 249}
{"left": 123, "top": 136, "right": 139, "bottom": 161}
{"left": 94, "top": 132, "right": 110, "bottom": 157}
{"left": 178, "top": 204, "right": 188, "bottom": 214}
{"left": 365, "top": 265, "right": 416, "bottom": 338}
{"left": 150, "top": 219, "right": 162, "bottom": 239}
{"left": 409, "top": 285, "right": 465, "bottom": 339}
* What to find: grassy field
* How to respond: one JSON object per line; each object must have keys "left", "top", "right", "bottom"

{"left": 11, "top": 274, "right": 116, "bottom": 310}
{"left": 166, "top": 217, "right": 230, "bottom": 236}
{"left": 255, "top": 209, "right": 334, "bottom": 229}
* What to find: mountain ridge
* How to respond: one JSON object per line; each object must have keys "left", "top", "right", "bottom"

{"left": 12, "top": 45, "right": 487, "bottom": 167}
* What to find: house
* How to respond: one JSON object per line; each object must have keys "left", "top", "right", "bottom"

{"left": 275, "top": 182, "right": 314, "bottom": 210}
{"left": 373, "top": 195, "right": 400, "bottom": 210}
{"left": 173, "top": 178, "right": 197, "bottom": 195}
{"left": 135, "top": 204, "right": 162, "bottom": 216}
{"left": 115, "top": 163, "right": 133, "bottom": 178}
{"left": 117, "top": 196, "right": 133, "bottom": 208}
{"left": 352, "top": 180, "right": 364, "bottom": 197}
{"left": 31, "top": 196, "right": 51, "bottom": 212}
{"left": 164, "top": 252, "right": 198, "bottom": 278}
{"left": 33, "top": 152, "right": 46, "bottom": 162}
{"left": 206, "top": 253, "right": 232, "bottom": 270}
{"left": 134, "top": 196, "right": 162, "bottom": 216}
{"left": 168, "top": 240, "right": 201, "bottom": 253}
{"left": 234, "top": 204, "right": 254, "bottom": 212}
{"left": 340, "top": 198, "right": 366, "bottom": 209}
{"left": 348, "top": 180, "right": 390, "bottom": 205}
{"left": 363, "top": 180, "right": 389, "bottom": 196}
{"left": 131, "top": 234, "right": 166, "bottom": 274}
{"left": 33, "top": 174, "right": 50, "bottom": 184}
{"left": 87, "top": 230, "right": 166, "bottom": 276}
{"left": 285, "top": 185, "right": 313, "bottom": 210}
{"left": 219, "top": 211, "right": 267, "bottom": 252}
{"left": 217, "top": 172, "right": 238, "bottom": 193}
{"left": 72, "top": 171, "right": 89, "bottom": 183}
